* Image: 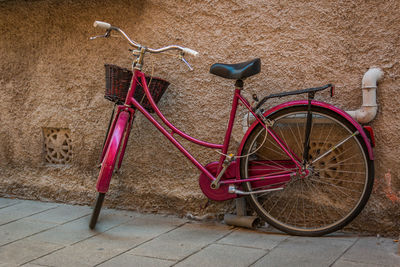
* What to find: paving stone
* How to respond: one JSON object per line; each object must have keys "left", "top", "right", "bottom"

{"left": 34, "top": 236, "right": 174, "bottom": 267}
{"left": 98, "top": 254, "right": 175, "bottom": 267}
{"left": 26, "top": 204, "right": 92, "bottom": 224}
{"left": 109, "top": 213, "right": 186, "bottom": 239}
{"left": 129, "top": 222, "right": 232, "bottom": 261}
{"left": 28, "top": 210, "right": 131, "bottom": 246}
{"left": 32, "top": 214, "right": 184, "bottom": 266}
{"left": 32, "top": 255, "right": 91, "bottom": 267}
{"left": 0, "top": 218, "right": 57, "bottom": 246}
{"left": 252, "top": 236, "right": 357, "bottom": 267}
{"left": 175, "top": 243, "right": 266, "bottom": 267}
{"left": 0, "top": 239, "right": 62, "bottom": 265}
{"left": 332, "top": 259, "right": 385, "bottom": 267}
{"left": 0, "top": 200, "right": 58, "bottom": 225}
{"left": 0, "top": 263, "right": 18, "bottom": 267}
{"left": 0, "top": 214, "right": 23, "bottom": 226}
{"left": 217, "top": 228, "right": 288, "bottom": 250}
{"left": 32, "top": 240, "right": 126, "bottom": 267}
{"left": 0, "top": 198, "right": 20, "bottom": 209}
{"left": 127, "top": 212, "right": 188, "bottom": 226}
{"left": 340, "top": 237, "right": 400, "bottom": 266}
{"left": 93, "top": 208, "right": 138, "bottom": 230}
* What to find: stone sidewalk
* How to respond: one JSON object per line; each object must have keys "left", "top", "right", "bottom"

{"left": 0, "top": 197, "right": 398, "bottom": 266}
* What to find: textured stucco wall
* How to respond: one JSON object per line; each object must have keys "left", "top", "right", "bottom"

{"left": 1, "top": 0, "right": 399, "bottom": 234}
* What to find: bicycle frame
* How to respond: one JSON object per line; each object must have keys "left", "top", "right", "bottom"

{"left": 98, "top": 67, "right": 375, "bottom": 200}
{"left": 99, "top": 69, "right": 301, "bottom": 190}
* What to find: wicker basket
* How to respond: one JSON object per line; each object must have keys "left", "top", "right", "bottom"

{"left": 104, "top": 64, "right": 170, "bottom": 113}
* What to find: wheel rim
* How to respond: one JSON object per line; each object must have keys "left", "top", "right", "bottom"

{"left": 243, "top": 109, "right": 370, "bottom": 233}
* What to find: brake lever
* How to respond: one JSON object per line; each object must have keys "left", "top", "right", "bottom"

{"left": 89, "top": 30, "right": 111, "bottom": 40}
{"left": 179, "top": 54, "right": 194, "bottom": 71}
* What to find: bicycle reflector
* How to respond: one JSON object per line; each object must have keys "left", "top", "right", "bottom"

{"left": 363, "top": 126, "right": 375, "bottom": 147}
{"left": 330, "top": 85, "right": 335, "bottom": 97}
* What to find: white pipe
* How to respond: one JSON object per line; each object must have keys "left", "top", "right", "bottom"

{"left": 346, "top": 68, "right": 384, "bottom": 124}
{"left": 242, "top": 112, "right": 255, "bottom": 133}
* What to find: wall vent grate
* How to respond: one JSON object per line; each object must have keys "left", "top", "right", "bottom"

{"left": 43, "top": 128, "right": 72, "bottom": 165}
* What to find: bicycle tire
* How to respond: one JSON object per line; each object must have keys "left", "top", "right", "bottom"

{"left": 89, "top": 111, "right": 130, "bottom": 229}
{"left": 239, "top": 105, "right": 374, "bottom": 236}
{"left": 89, "top": 192, "right": 105, "bottom": 229}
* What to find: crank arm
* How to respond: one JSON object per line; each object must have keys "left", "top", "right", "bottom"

{"left": 210, "top": 154, "right": 234, "bottom": 189}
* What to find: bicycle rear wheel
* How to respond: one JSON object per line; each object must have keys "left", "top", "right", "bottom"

{"left": 239, "top": 105, "right": 374, "bottom": 236}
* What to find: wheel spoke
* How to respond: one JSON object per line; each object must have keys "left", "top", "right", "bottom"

{"left": 307, "top": 178, "right": 361, "bottom": 196}
{"left": 305, "top": 178, "right": 347, "bottom": 226}
{"left": 262, "top": 138, "right": 292, "bottom": 159}
{"left": 283, "top": 122, "right": 303, "bottom": 157}
{"left": 249, "top": 160, "right": 296, "bottom": 173}
{"left": 295, "top": 117, "right": 306, "bottom": 157}
{"left": 314, "top": 175, "right": 366, "bottom": 185}
{"left": 300, "top": 177, "right": 307, "bottom": 227}
{"left": 313, "top": 168, "right": 365, "bottom": 175}
{"left": 303, "top": 179, "right": 328, "bottom": 227}
{"left": 312, "top": 133, "right": 359, "bottom": 165}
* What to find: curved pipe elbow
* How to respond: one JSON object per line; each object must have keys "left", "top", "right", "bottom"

{"left": 347, "top": 106, "right": 377, "bottom": 125}
{"left": 362, "top": 68, "right": 384, "bottom": 88}
{"left": 346, "top": 68, "right": 383, "bottom": 124}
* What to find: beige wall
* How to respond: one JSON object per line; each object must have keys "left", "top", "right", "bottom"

{"left": 1, "top": 0, "right": 399, "bottom": 234}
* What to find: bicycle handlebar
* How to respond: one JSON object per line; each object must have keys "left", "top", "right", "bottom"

{"left": 181, "top": 48, "right": 199, "bottom": 57}
{"left": 92, "top": 21, "right": 199, "bottom": 57}
{"left": 93, "top": 21, "right": 111, "bottom": 30}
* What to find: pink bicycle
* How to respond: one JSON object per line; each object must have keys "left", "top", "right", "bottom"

{"left": 89, "top": 21, "right": 374, "bottom": 236}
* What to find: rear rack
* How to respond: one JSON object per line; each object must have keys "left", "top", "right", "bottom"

{"left": 255, "top": 84, "right": 334, "bottom": 111}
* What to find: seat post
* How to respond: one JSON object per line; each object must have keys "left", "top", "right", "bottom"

{"left": 235, "top": 79, "right": 244, "bottom": 89}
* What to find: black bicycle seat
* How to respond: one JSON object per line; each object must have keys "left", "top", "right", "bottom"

{"left": 209, "top": 58, "right": 261, "bottom": 80}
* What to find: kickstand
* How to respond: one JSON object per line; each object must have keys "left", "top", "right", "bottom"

{"left": 224, "top": 197, "right": 260, "bottom": 229}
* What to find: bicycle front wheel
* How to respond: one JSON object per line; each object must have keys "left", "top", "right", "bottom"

{"left": 89, "top": 192, "right": 105, "bottom": 229}
{"left": 239, "top": 105, "right": 374, "bottom": 236}
{"left": 89, "top": 111, "right": 130, "bottom": 229}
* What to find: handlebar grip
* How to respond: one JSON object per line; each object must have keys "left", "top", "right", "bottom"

{"left": 93, "top": 21, "right": 111, "bottom": 30}
{"left": 182, "top": 48, "right": 199, "bottom": 57}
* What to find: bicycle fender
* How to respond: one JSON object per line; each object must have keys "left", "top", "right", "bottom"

{"left": 237, "top": 100, "right": 374, "bottom": 166}
{"left": 96, "top": 111, "right": 130, "bottom": 193}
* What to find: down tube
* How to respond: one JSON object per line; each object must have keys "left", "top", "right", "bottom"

{"left": 129, "top": 97, "right": 217, "bottom": 182}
